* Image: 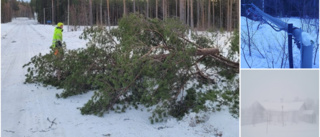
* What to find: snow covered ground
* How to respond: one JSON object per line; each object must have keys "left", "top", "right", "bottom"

{"left": 1, "top": 18, "right": 238, "bottom": 137}
{"left": 241, "top": 70, "right": 319, "bottom": 137}
{"left": 242, "top": 122, "right": 319, "bottom": 137}
{"left": 241, "top": 16, "right": 319, "bottom": 68}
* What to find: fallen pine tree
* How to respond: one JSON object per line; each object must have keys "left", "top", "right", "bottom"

{"left": 23, "top": 14, "right": 239, "bottom": 122}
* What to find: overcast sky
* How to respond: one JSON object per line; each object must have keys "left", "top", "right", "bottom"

{"left": 241, "top": 70, "right": 319, "bottom": 108}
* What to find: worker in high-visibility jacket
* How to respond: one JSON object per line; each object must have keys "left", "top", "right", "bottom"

{"left": 51, "top": 22, "right": 64, "bottom": 56}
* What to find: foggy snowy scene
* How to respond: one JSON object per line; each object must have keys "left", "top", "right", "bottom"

{"left": 241, "top": 70, "right": 319, "bottom": 137}
{"left": 1, "top": 0, "right": 239, "bottom": 137}
{"left": 241, "top": 0, "right": 319, "bottom": 68}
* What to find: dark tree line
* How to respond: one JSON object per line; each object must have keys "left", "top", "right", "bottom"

{"left": 29, "top": 0, "right": 239, "bottom": 31}
{"left": 241, "top": 0, "right": 319, "bottom": 18}
{"left": 1, "top": 0, "right": 34, "bottom": 23}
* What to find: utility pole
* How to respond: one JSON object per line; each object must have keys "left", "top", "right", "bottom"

{"left": 288, "top": 24, "right": 293, "bottom": 68}
{"left": 249, "top": 3, "right": 313, "bottom": 68}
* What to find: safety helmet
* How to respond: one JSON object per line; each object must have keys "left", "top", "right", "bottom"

{"left": 57, "top": 22, "right": 64, "bottom": 27}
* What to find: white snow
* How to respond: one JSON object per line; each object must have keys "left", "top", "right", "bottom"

{"left": 241, "top": 70, "right": 319, "bottom": 137}
{"left": 301, "top": 32, "right": 313, "bottom": 46}
{"left": 242, "top": 122, "right": 319, "bottom": 137}
{"left": 241, "top": 17, "right": 319, "bottom": 68}
{"left": 1, "top": 18, "right": 238, "bottom": 137}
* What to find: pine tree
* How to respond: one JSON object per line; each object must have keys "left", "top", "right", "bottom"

{"left": 23, "top": 14, "right": 239, "bottom": 122}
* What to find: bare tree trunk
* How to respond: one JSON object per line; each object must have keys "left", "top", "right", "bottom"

{"left": 52, "top": 0, "right": 54, "bottom": 24}
{"left": 176, "top": 0, "right": 178, "bottom": 17}
{"left": 57, "top": 0, "right": 59, "bottom": 22}
{"left": 68, "top": 0, "right": 70, "bottom": 31}
{"left": 208, "top": 0, "right": 211, "bottom": 28}
{"left": 100, "top": 0, "right": 103, "bottom": 25}
{"left": 147, "top": 0, "right": 149, "bottom": 17}
{"left": 156, "top": 0, "right": 158, "bottom": 18}
{"left": 123, "top": 0, "right": 126, "bottom": 16}
{"left": 96, "top": 4, "right": 99, "bottom": 24}
{"left": 230, "top": 0, "right": 233, "bottom": 31}
{"left": 163, "top": 0, "right": 166, "bottom": 19}
{"left": 89, "top": 0, "right": 93, "bottom": 26}
{"left": 212, "top": 0, "right": 214, "bottom": 28}
{"left": 219, "top": 0, "right": 222, "bottom": 29}
{"left": 187, "top": 0, "right": 189, "bottom": 25}
{"left": 133, "top": 0, "right": 136, "bottom": 13}
{"left": 107, "top": 0, "right": 110, "bottom": 27}
{"left": 197, "top": 1, "right": 200, "bottom": 28}
{"left": 235, "top": 0, "right": 238, "bottom": 29}
{"left": 180, "top": 0, "right": 186, "bottom": 24}
{"left": 227, "top": 0, "right": 229, "bottom": 31}
{"left": 201, "top": 0, "right": 204, "bottom": 29}
{"left": 190, "top": 0, "right": 194, "bottom": 28}
{"left": 81, "top": 0, "right": 88, "bottom": 25}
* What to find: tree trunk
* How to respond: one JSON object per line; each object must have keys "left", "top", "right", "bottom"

{"left": 235, "top": 0, "right": 238, "bottom": 28}
{"left": 156, "top": 0, "right": 158, "bottom": 18}
{"left": 212, "top": 0, "right": 214, "bottom": 28}
{"left": 100, "top": 0, "right": 103, "bottom": 25}
{"left": 52, "top": 0, "right": 54, "bottom": 24}
{"left": 57, "top": 0, "right": 59, "bottom": 22}
{"left": 190, "top": 0, "right": 194, "bottom": 28}
{"left": 208, "top": 0, "right": 210, "bottom": 28}
{"left": 179, "top": 0, "right": 185, "bottom": 24}
{"left": 123, "top": 0, "right": 126, "bottom": 16}
{"left": 187, "top": 0, "right": 189, "bottom": 25}
{"left": 197, "top": 1, "right": 200, "bottom": 28}
{"left": 107, "top": 0, "right": 110, "bottom": 27}
{"left": 133, "top": 0, "right": 136, "bottom": 13}
{"left": 163, "top": 0, "right": 166, "bottom": 19}
{"left": 147, "top": 0, "right": 149, "bottom": 17}
{"left": 96, "top": 4, "right": 99, "bottom": 24}
{"left": 227, "top": 0, "right": 229, "bottom": 31}
{"left": 230, "top": 0, "right": 233, "bottom": 31}
{"left": 219, "top": 0, "right": 222, "bottom": 29}
{"left": 201, "top": 0, "right": 204, "bottom": 29}
{"left": 176, "top": 0, "right": 178, "bottom": 17}
{"left": 89, "top": 0, "right": 93, "bottom": 26}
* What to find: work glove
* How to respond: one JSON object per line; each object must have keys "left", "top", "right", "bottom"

{"left": 56, "top": 41, "right": 62, "bottom": 47}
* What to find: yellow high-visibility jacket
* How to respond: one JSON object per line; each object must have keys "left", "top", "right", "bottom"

{"left": 51, "top": 27, "right": 63, "bottom": 48}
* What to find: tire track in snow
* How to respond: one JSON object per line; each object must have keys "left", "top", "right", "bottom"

{"left": 1, "top": 18, "right": 67, "bottom": 137}
{"left": 1, "top": 25, "right": 24, "bottom": 83}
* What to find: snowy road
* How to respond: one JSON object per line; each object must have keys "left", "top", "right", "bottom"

{"left": 1, "top": 18, "right": 238, "bottom": 137}
{"left": 1, "top": 18, "right": 67, "bottom": 137}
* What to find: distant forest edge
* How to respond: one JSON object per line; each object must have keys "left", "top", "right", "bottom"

{"left": 1, "top": 0, "right": 33, "bottom": 22}
{"left": 241, "top": 0, "right": 319, "bottom": 18}
{"left": 1, "top": 0, "right": 239, "bottom": 31}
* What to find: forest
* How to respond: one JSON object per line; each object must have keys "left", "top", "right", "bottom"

{"left": 241, "top": 0, "right": 319, "bottom": 18}
{"left": 1, "top": 0, "right": 33, "bottom": 23}
{"left": 2, "top": 0, "right": 239, "bottom": 31}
